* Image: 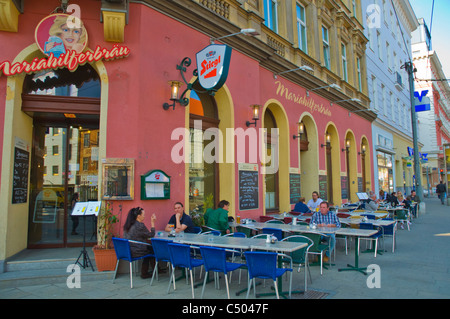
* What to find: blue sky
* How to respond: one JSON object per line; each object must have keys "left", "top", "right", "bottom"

{"left": 409, "top": 0, "right": 450, "bottom": 79}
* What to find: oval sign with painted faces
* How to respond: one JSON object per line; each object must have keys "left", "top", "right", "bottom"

{"left": 35, "top": 13, "right": 88, "bottom": 58}
{"left": 196, "top": 44, "right": 232, "bottom": 92}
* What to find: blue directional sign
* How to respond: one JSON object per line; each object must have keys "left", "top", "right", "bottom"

{"left": 414, "top": 90, "right": 430, "bottom": 112}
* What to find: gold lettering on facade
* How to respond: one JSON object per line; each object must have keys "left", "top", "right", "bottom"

{"left": 275, "top": 81, "right": 332, "bottom": 117}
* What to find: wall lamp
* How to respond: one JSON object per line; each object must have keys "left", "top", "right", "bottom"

{"left": 306, "top": 83, "right": 341, "bottom": 97}
{"left": 321, "top": 132, "right": 331, "bottom": 148}
{"left": 273, "top": 65, "right": 313, "bottom": 79}
{"left": 210, "top": 28, "right": 259, "bottom": 44}
{"left": 246, "top": 104, "right": 261, "bottom": 127}
{"left": 358, "top": 145, "right": 367, "bottom": 155}
{"left": 293, "top": 122, "right": 305, "bottom": 140}
{"left": 163, "top": 57, "right": 193, "bottom": 110}
{"left": 341, "top": 140, "right": 351, "bottom": 152}
{"left": 331, "top": 98, "right": 360, "bottom": 107}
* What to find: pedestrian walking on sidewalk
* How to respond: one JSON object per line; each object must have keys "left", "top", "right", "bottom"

{"left": 436, "top": 181, "right": 447, "bottom": 205}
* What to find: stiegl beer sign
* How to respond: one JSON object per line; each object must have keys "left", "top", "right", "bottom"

{"left": 196, "top": 44, "right": 231, "bottom": 92}
{"left": 0, "top": 13, "right": 129, "bottom": 77}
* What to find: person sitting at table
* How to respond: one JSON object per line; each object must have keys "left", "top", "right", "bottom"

{"left": 309, "top": 201, "right": 341, "bottom": 262}
{"left": 293, "top": 197, "right": 311, "bottom": 214}
{"left": 204, "top": 200, "right": 231, "bottom": 234}
{"left": 123, "top": 207, "right": 158, "bottom": 279}
{"left": 307, "top": 191, "right": 323, "bottom": 212}
{"left": 164, "top": 202, "right": 196, "bottom": 234}
{"left": 366, "top": 192, "right": 379, "bottom": 212}
{"left": 410, "top": 190, "right": 420, "bottom": 217}
{"left": 388, "top": 192, "right": 399, "bottom": 207}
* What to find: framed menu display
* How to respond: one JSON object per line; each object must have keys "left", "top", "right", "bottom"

{"left": 141, "top": 170, "right": 170, "bottom": 200}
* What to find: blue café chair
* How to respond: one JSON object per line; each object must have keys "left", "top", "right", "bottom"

{"left": 149, "top": 238, "right": 173, "bottom": 286}
{"left": 244, "top": 251, "right": 293, "bottom": 299}
{"left": 262, "top": 227, "right": 283, "bottom": 241}
{"left": 359, "top": 223, "right": 382, "bottom": 257}
{"left": 167, "top": 243, "right": 204, "bottom": 299}
{"left": 199, "top": 246, "right": 245, "bottom": 299}
{"left": 112, "top": 237, "right": 154, "bottom": 289}
{"left": 192, "top": 226, "right": 202, "bottom": 234}
{"left": 381, "top": 218, "right": 397, "bottom": 253}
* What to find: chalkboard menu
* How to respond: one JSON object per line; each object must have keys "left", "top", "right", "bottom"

{"left": 289, "top": 173, "right": 301, "bottom": 204}
{"left": 318, "top": 175, "right": 327, "bottom": 201}
{"left": 12, "top": 147, "right": 30, "bottom": 204}
{"left": 357, "top": 177, "right": 363, "bottom": 192}
{"left": 341, "top": 176, "right": 348, "bottom": 200}
{"left": 238, "top": 164, "right": 259, "bottom": 210}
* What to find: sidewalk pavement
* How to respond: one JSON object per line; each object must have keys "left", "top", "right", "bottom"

{"left": 0, "top": 197, "right": 449, "bottom": 300}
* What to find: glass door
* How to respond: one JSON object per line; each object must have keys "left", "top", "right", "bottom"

{"left": 28, "top": 123, "right": 99, "bottom": 248}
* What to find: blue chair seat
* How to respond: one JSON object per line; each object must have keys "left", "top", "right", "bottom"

{"left": 244, "top": 251, "right": 293, "bottom": 299}
{"left": 167, "top": 243, "right": 204, "bottom": 299}
{"left": 150, "top": 238, "right": 173, "bottom": 286}
{"left": 199, "top": 246, "right": 245, "bottom": 299}
{"left": 112, "top": 237, "right": 155, "bottom": 289}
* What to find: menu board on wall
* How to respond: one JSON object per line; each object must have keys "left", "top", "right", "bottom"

{"left": 341, "top": 176, "right": 348, "bottom": 200}
{"left": 238, "top": 164, "right": 259, "bottom": 210}
{"left": 318, "top": 175, "right": 328, "bottom": 201}
{"left": 12, "top": 139, "right": 30, "bottom": 204}
{"left": 289, "top": 173, "right": 301, "bottom": 204}
{"left": 358, "top": 177, "right": 363, "bottom": 192}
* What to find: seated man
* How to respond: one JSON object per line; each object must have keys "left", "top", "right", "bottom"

{"left": 366, "top": 193, "right": 379, "bottom": 212}
{"left": 307, "top": 191, "right": 323, "bottom": 212}
{"left": 164, "top": 202, "right": 196, "bottom": 233}
{"left": 293, "top": 197, "right": 311, "bottom": 214}
{"left": 204, "top": 200, "right": 231, "bottom": 234}
{"left": 309, "top": 201, "right": 341, "bottom": 262}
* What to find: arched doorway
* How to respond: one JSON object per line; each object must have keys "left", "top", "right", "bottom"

{"left": 322, "top": 124, "right": 340, "bottom": 205}
{"left": 24, "top": 63, "right": 101, "bottom": 248}
{"left": 188, "top": 83, "right": 220, "bottom": 213}
{"left": 298, "top": 114, "right": 319, "bottom": 199}
{"left": 360, "top": 137, "right": 371, "bottom": 193}
{"left": 343, "top": 131, "right": 357, "bottom": 202}
{"left": 261, "top": 101, "right": 290, "bottom": 214}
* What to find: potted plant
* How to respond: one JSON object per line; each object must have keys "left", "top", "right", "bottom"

{"left": 92, "top": 200, "right": 119, "bottom": 271}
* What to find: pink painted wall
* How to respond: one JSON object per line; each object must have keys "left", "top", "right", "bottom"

{"left": 0, "top": 1, "right": 374, "bottom": 233}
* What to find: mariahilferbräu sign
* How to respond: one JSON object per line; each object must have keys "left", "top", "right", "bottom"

{"left": 0, "top": 13, "right": 130, "bottom": 77}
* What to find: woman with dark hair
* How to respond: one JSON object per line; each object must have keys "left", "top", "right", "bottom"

{"left": 123, "top": 207, "right": 157, "bottom": 279}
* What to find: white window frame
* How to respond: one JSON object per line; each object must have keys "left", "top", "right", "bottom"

{"left": 341, "top": 43, "right": 348, "bottom": 81}
{"left": 322, "top": 26, "right": 330, "bottom": 69}
{"left": 296, "top": 3, "right": 307, "bottom": 53}
{"left": 264, "top": 0, "right": 278, "bottom": 33}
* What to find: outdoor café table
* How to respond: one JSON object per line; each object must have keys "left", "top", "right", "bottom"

{"left": 348, "top": 211, "right": 388, "bottom": 219}
{"left": 336, "top": 228, "right": 379, "bottom": 275}
{"left": 155, "top": 230, "right": 307, "bottom": 298}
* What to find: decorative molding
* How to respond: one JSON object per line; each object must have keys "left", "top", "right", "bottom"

{"left": 0, "top": 0, "right": 20, "bottom": 32}
{"left": 102, "top": 10, "right": 126, "bottom": 42}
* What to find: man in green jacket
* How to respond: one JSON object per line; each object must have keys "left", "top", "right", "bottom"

{"left": 204, "top": 200, "right": 231, "bottom": 234}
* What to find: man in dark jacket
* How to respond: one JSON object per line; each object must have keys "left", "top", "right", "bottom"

{"left": 436, "top": 181, "right": 447, "bottom": 205}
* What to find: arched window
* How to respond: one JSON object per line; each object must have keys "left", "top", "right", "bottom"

{"left": 188, "top": 82, "right": 220, "bottom": 212}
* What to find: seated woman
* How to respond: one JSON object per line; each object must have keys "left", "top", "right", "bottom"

{"left": 123, "top": 207, "right": 158, "bottom": 279}
{"left": 293, "top": 197, "right": 311, "bottom": 214}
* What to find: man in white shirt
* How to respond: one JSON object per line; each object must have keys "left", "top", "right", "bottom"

{"left": 307, "top": 191, "right": 323, "bottom": 212}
